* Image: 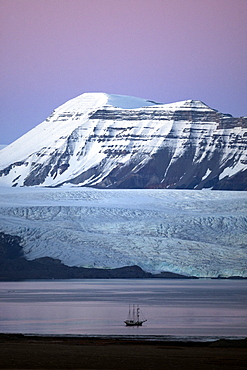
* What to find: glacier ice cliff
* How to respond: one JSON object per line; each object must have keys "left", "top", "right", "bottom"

{"left": 0, "top": 187, "right": 246, "bottom": 278}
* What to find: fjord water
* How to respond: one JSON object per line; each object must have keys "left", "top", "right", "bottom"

{"left": 0, "top": 279, "right": 246, "bottom": 340}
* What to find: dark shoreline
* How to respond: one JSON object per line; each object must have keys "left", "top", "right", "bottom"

{"left": 1, "top": 334, "right": 246, "bottom": 369}
{"left": 1, "top": 333, "right": 247, "bottom": 345}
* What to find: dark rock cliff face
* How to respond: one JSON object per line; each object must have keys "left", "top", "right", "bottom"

{"left": 0, "top": 94, "right": 246, "bottom": 190}
{"left": 82, "top": 107, "right": 247, "bottom": 190}
{"left": 99, "top": 147, "right": 247, "bottom": 190}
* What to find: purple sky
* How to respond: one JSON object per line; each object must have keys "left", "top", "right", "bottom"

{"left": 1, "top": 0, "right": 247, "bottom": 144}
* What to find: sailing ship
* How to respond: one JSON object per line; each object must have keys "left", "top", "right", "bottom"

{"left": 124, "top": 305, "right": 147, "bottom": 326}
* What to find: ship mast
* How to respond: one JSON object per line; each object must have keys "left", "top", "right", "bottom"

{"left": 137, "top": 306, "right": 140, "bottom": 323}
{"left": 128, "top": 304, "right": 131, "bottom": 320}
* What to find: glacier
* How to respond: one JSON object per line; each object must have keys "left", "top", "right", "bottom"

{"left": 0, "top": 186, "right": 246, "bottom": 278}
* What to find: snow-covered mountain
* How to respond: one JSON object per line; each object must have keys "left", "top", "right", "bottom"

{"left": 0, "top": 92, "right": 246, "bottom": 189}
{"left": 0, "top": 187, "right": 246, "bottom": 278}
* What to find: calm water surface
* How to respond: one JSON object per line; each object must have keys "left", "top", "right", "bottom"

{"left": 0, "top": 279, "right": 246, "bottom": 340}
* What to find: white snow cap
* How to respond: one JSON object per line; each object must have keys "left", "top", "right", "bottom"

{"left": 57, "top": 92, "right": 159, "bottom": 112}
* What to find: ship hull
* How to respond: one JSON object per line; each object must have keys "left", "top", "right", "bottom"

{"left": 124, "top": 320, "right": 146, "bottom": 327}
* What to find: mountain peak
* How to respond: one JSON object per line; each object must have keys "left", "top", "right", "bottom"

{"left": 158, "top": 99, "right": 215, "bottom": 111}
{"left": 0, "top": 92, "right": 246, "bottom": 189}
{"left": 182, "top": 99, "right": 215, "bottom": 110}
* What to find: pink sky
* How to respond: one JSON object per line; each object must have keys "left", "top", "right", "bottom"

{"left": 1, "top": 0, "right": 247, "bottom": 144}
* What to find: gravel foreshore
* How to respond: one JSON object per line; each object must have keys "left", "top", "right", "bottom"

{"left": 0, "top": 334, "right": 246, "bottom": 369}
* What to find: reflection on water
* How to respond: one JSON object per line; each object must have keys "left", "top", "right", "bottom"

{"left": 0, "top": 279, "right": 246, "bottom": 339}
